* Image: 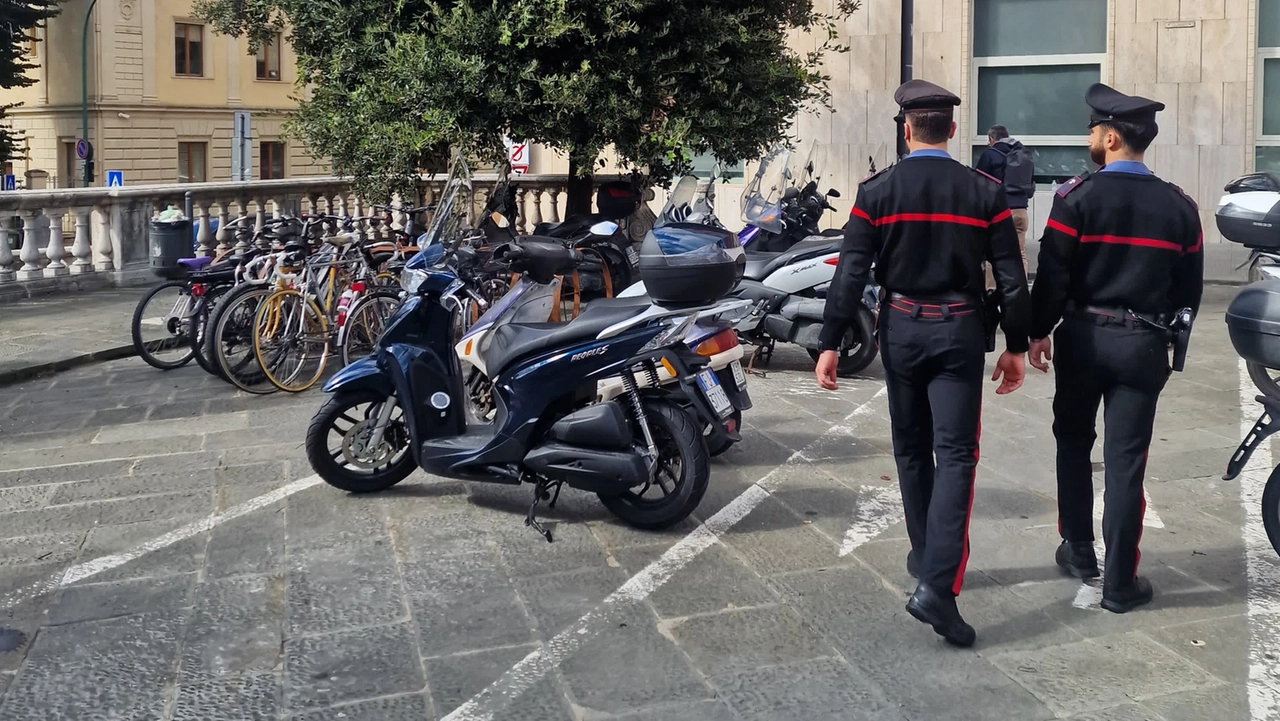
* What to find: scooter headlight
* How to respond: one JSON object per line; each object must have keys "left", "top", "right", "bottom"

{"left": 401, "top": 267, "right": 429, "bottom": 294}
{"left": 639, "top": 313, "right": 698, "bottom": 354}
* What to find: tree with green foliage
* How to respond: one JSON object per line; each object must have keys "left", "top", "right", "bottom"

{"left": 194, "top": 0, "right": 858, "bottom": 211}
{"left": 0, "top": 0, "right": 61, "bottom": 166}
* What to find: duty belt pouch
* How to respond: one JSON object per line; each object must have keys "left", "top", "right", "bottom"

{"left": 1170, "top": 307, "right": 1194, "bottom": 372}
{"left": 981, "top": 289, "right": 1000, "bottom": 353}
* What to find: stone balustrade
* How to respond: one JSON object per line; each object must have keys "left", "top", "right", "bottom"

{"left": 0, "top": 173, "right": 657, "bottom": 296}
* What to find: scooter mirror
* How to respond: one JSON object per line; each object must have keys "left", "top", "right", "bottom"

{"left": 589, "top": 220, "right": 619, "bottom": 236}
{"left": 827, "top": 189, "right": 841, "bottom": 198}
{"left": 490, "top": 211, "right": 510, "bottom": 229}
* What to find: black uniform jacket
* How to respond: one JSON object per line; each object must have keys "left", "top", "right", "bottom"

{"left": 1029, "top": 170, "right": 1204, "bottom": 340}
{"left": 820, "top": 154, "right": 1032, "bottom": 353}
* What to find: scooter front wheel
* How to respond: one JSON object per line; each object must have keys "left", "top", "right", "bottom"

{"left": 307, "top": 389, "right": 415, "bottom": 493}
{"left": 1263, "top": 465, "right": 1280, "bottom": 557}
{"left": 599, "top": 400, "right": 710, "bottom": 529}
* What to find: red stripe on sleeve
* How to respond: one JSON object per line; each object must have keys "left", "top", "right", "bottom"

{"left": 873, "top": 213, "right": 990, "bottom": 228}
{"left": 850, "top": 207, "right": 871, "bottom": 221}
{"left": 1186, "top": 232, "right": 1203, "bottom": 254}
{"left": 1045, "top": 219, "right": 1078, "bottom": 237}
{"left": 1079, "top": 234, "right": 1183, "bottom": 252}
{"left": 989, "top": 208, "right": 1012, "bottom": 224}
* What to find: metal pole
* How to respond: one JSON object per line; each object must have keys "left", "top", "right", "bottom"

{"left": 898, "top": 0, "right": 914, "bottom": 160}
{"left": 81, "top": 0, "right": 99, "bottom": 187}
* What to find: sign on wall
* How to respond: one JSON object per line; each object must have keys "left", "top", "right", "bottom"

{"left": 509, "top": 140, "right": 530, "bottom": 175}
{"left": 106, "top": 171, "right": 123, "bottom": 187}
{"left": 2, "top": 175, "right": 15, "bottom": 191}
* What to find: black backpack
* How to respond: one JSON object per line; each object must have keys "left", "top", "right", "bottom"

{"left": 1000, "top": 143, "right": 1035, "bottom": 196}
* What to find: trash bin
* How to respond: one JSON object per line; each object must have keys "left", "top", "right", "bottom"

{"left": 149, "top": 218, "right": 194, "bottom": 279}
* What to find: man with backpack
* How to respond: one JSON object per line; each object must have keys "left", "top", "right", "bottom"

{"left": 977, "top": 125, "right": 1034, "bottom": 289}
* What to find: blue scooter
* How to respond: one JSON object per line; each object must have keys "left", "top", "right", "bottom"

{"left": 305, "top": 236, "right": 748, "bottom": 539}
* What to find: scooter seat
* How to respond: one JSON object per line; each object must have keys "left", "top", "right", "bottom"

{"left": 741, "top": 237, "right": 844, "bottom": 281}
{"left": 484, "top": 302, "right": 651, "bottom": 376}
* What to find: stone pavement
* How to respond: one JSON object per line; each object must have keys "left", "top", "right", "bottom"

{"left": 0, "top": 285, "right": 1274, "bottom": 720}
{"left": 0, "top": 288, "right": 146, "bottom": 383}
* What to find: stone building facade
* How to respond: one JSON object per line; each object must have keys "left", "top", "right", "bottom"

{"left": 3, "top": 0, "right": 322, "bottom": 189}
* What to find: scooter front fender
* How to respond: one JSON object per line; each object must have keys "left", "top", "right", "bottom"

{"left": 323, "top": 356, "right": 393, "bottom": 397}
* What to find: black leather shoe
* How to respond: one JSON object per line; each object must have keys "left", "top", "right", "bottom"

{"left": 1101, "top": 576, "right": 1154, "bottom": 614}
{"left": 907, "top": 550, "right": 920, "bottom": 579}
{"left": 1055, "top": 541, "right": 1100, "bottom": 579}
{"left": 906, "top": 583, "right": 976, "bottom": 648}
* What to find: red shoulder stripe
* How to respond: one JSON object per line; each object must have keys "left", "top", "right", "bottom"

{"left": 990, "top": 208, "right": 1012, "bottom": 224}
{"left": 850, "top": 206, "right": 871, "bottom": 221}
{"left": 1046, "top": 219, "right": 1078, "bottom": 237}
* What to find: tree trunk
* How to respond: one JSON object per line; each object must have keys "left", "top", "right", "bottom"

{"left": 565, "top": 154, "right": 594, "bottom": 218}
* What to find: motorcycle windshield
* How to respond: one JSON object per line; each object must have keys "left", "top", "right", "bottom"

{"left": 418, "top": 153, "right": 474, "bottom": 254}
{"left": 657, "top": 175, "right": 724, "bottom": 229}
{"left": 461, "top": 277, "right": 562, "bottom": 343}
{"left": 741, "top": 144, "right": 791, "bottom": 234}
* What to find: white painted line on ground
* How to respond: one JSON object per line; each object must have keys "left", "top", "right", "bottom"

{"left": 1, "top": 474, "right": 321, "bottom": 609}
{"left": 838, "top": 484, "right": 901, "bottom": 557}
{"left": 1236, "top": 358, "right": 1280, "bottom": 721}
{"left": 1073, "top": 473, "right": 1167, "bottom": 610}
{"left": 441, "top": 385, "right": 889, "bottom": 721}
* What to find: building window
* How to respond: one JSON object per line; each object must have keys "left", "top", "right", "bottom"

{"left": 175, "top": 23, "right": 204, "bottom": 77}
{"left": 256, "top": 33, "right": 282, "bottom": 80}
{"left": 1258, "top": 0, "right": 1280, "bottom": 174}
{"left": 971, "top": 0, "right": 1106, "bottom": 183}
{"left": 178, "top": 142, "right": 207, "bottom": 183}
{"left": 689, "top": 152, "right": 745, "bottom": 181}
{"left": 260, "top": 141, "right": 285, "bottom": 179}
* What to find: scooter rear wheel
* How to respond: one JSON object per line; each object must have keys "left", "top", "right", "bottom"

{"left": 599, "top": 400, "right": 709, "bottom": 529}
{"left": 807, "top": 305, "right": 877, "bottom": 377}
{"left": 1263, "top": 465, "right": 1280, "bottom": 557}
{"left": 307, "top": 389, "right": 415, "bottom": 493}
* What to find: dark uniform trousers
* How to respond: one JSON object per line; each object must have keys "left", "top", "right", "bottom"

{"left": 879, "top": 300, "right": 985, "bottom": 595}
{"left": 1053, "top": 313, "right": 1169, "bottom": 589}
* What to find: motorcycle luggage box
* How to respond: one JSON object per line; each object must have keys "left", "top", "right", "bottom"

{"left": 1226, "top": 280, "right": 1280, "bottom": 367}
{"left": 639, "top": 223, "right": 744, "bottom": 306}
{"left": 1216, "top": 174, "right": 1280, "bottom": 249}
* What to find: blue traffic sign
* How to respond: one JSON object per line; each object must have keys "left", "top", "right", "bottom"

{"left": 106, "top": 170, "right": 123, "bottom": 187}
{"left": 75, "top": 139, "right": 91, "bottom": 160}
{"left": 2, "top": 175, "right": 15, "bottom": 191}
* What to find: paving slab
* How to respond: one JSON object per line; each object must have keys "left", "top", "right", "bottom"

{"left": 0, "top": 286, "right": 1273, "bottom": 719}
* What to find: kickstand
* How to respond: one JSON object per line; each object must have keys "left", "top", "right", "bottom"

{"left": 746, "top": 342, "right": 772, "bottom": 378}
{"left": 525, "top": 480, "right": 562, "bottom": 543}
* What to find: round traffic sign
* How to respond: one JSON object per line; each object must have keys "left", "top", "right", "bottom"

{"left": 75, "top": 139, "right": 92, "bottom": 161}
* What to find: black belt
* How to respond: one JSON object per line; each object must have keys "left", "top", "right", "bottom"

{"left": 885, "top": 292, "right": 977, "bottom": 319}
{"left": 1064, "top": 301, "right": 1172, "bottom": 329}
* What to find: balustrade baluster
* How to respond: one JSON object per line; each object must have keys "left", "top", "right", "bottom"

{"left": 92, "top": 205, "right": 113, "bottom": 271}
{"left": 16, "top": 210, "right": 44, "bottom": 281}
{"left": 529, "top": 189, "right": 544, "bottom": 229}
{"left": 548, "top": 188, "right": 561, "bottom": 225}
{"left": 196, "top": 202, "right": 214, "bottom": 257}
{"left": 0, "top": 215, "right": 14, "bottom": 283}
{"left": 235, "top": 197, "right": 251, "bottom": 253}
{"left": 43, "top": 209, "right": 68, "bottom": 277}
{"left": 70, "top": 209, "right": 93, "bottom": 274}
{"left": 215, "top": 202, "right": 232, "bottom": 254}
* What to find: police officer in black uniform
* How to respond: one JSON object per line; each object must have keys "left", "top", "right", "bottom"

{"left": 817, "top": 79, "right": 1031, "bottom": 647}
{"left": 1029, "top": 83, "right": 1203, "bottom": 613}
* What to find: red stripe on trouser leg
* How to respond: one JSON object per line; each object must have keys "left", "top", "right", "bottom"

{"left": 1134, "top": 449, "right": 1149, "bottom": 580}
{"left": 953, "top": 408, "right": 982, "bottom": 596}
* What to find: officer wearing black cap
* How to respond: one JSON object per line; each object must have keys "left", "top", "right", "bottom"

{"left": 817, "top": 79, "right": 1031, "bottom": 647}
{"left": 1029, "top": 83, "right": 1203, "bottom": 613}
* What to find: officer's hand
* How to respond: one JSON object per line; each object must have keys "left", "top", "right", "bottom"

{"left": 816, "top": 350, "right": 839, "bottom": 391}
{"left": 1029, "top": 338, "right": 1053, "bottom": 373}
{"left": 992, "top": 352, "right": 1025, "bottom": 395}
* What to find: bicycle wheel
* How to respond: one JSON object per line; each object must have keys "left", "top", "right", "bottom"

{"left": 253, "top": 288, "right": 330, "bottom": 393}
{"left": 338, "top": 290, "right": 402, "bottom": 367}
{"left": 131, "top": 281, "right": 197, "bottom": 370}
{"left": 190, "top": 283, "right": 234, "bottom": 378}
{"left": 208, "top": 284, "right": 279, "bottom": 394}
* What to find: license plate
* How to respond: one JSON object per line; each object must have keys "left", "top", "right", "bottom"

{"left": 625, "top": 246, "right": 639, "bottom": 266}
{"left": 729, "top": 360, "right": 746, "bottom": 389}
{"left": 697, "top": 369, "right": 733, "bottom": 418}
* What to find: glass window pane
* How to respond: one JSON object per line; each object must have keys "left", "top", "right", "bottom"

{"left": 973, "top": 144, "right": 1092, "bottom": 184}
{"left": 189, "top": 27, "right": 203, "bottom": 76}
{"left": 1265, "top": 59, "right": 1280, "bottom": 136}
{"left": 178, "top": 143, "right": 190, "bottom": 183}
{"left": 1263, "top": 0, "right": 1280, "bottom": 48}
{"left": 256, "top": 46, "right": 267, "bottom": 79}
{"left": 272, "top": 145, "right": 284, "bottom": 179}
{"left": 689, "top": 153, "right": 743, "bottom": 180}
{"left": 193, "top": 144, "right": 206, "bottom": 183}
{"left": 1256, "top": 146, "right": 1280, "bottom": 176}
{"left": 977, "top": 64, "right": 1100, "bottom": 137}
{"left": 175, "top": 25, "right": 186, "bottom": 75}
{"left": 974, "top": 0, "right": 1106, "bottom": 57}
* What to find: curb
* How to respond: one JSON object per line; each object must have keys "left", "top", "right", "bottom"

{"left": 0, "top": 344, "right": 138, "bottom": 388}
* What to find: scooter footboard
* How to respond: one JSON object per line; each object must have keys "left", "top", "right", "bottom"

{"left": 323, "top": 356, "right": 393, "bottom": 397}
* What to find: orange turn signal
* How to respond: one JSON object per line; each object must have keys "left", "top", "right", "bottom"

{"left": 660, "top": 358, "right": 677, "bottom": 378}
{"left": 695, "top": 329, "right": 739, "bottom": 357}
